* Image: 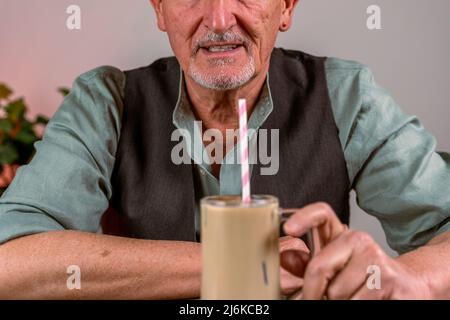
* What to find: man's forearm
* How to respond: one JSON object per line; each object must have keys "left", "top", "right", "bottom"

{"left": 0, "top": 230, "right": 201, "bottom": 299}
{"left": 396, "top": 230, "right": 450, "bottom": 299}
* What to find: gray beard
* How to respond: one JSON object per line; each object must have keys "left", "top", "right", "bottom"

{"left": 188, "top": 55, "right": 256, "bottom": 91}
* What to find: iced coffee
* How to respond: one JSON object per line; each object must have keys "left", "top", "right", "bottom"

{"left": 201, "top": 195, "right": 280, "bottom": 300}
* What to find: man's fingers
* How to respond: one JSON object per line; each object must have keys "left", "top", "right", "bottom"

{"left": 327, "top": 232, "right": 389, "bottom": 299}
{"left": 326, "top": 264, "right": 368, "bottom": 300}
{"left": 283, "top": 202, "right": 345, "bottom": 241}
{"left": 279, "top": 236, "right": 309, "bottom": 252}
{"left": 302, "top": 230, "right": 358, "bottom": 300}
{"left": 302, "top": 230, "right": 384, "bottom": 300}
{"left": 351, "top": 285, "right": 383, "bottom": 300}
{"left": 280, "top": 249, "right": 310, "bottom": 277}
{"left": 280, "top": 267, "right": 304, "bottom": 295}
{"left": 281, "top": 203, "right": 386, "bottom": 300}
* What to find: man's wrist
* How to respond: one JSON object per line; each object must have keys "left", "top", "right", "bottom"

{"left": 395, "top": 251, "right": 434, "bottom": 299}
{"left": 396, "top": 233, "right": 450, "bottom": 300}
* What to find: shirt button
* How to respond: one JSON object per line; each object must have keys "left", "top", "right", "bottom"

{"left": 200, "top": 169, "right": 206, "bottom": 176}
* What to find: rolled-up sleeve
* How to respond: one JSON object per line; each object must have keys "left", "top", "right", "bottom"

{"left": 326, "top": 58, "right": 450, "bottom": 254}
{"left": 0, "top": 66, "right": 125, "bottom": 244}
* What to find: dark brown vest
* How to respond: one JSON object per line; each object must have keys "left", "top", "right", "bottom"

{"left": 107, "top": 48, "right": 350, "bottom": 241}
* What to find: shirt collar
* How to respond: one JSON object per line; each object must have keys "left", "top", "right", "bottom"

{"left": 172, "top": 71, "right": 274, "bottom": 132}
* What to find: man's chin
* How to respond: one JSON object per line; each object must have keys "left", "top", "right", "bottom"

{"left": 194, "top": 79, "right": 246, "bottom": 91}
{"left": 188, "top": 62, "right": 256, "bottom": 91}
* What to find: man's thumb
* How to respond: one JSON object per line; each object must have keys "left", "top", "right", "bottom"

{"left": 280, "top": 249, "right": 310, "bottom": 277}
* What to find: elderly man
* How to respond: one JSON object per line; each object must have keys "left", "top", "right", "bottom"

{"left": 0, "top": 0, "right": 449, "bottom": 299}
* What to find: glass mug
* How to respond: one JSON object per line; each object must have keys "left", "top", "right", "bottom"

{"left": 200, "top": 195, "right": 315, "bottom": 300}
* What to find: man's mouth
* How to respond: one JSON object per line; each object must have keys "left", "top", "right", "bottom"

{"left": 206, "top": 45, "right": 239, "bottom": 52}
{"left": 199, "top": 43, "right": 244, "bottom": 53}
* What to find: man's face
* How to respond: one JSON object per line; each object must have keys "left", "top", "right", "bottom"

{"left": 151, "top": 0, "right": 296, "bottom": 91}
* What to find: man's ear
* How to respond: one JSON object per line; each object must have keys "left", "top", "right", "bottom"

{"left": 279, "top": 0, "right": 299, "bottom": 32}
{"left": 150, "top": 0, "right": 167, "bottom": 31}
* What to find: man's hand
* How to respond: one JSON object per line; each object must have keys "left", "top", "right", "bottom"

{"left": 279, "top": 236, "right": 309, "bottom": 296}
{"left": 282, "top": 203, "right": 432, "bottom": 300}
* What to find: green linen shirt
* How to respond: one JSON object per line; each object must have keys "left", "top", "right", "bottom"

{"left": 1, "top": 56, "right": 449, "bottom": 254}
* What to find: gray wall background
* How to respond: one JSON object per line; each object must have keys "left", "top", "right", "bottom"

{"left": 1, "top": 0, "right": 450, "bottom": 256}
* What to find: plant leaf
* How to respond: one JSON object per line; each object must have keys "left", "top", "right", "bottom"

{"left": 0, "top": 83, "right": 13, "bottom": 101}
{"left": 14, "top": 129, "right": 38, "bottom": 145}
{"left": 35, "top": 115, "right": 49, "bottom": 125}
{"left": 0, "top": 119, "right": 13, "bottom": 134}
{"left": 5, "top": 98, "right": 26, "bottom": 123}
{"left": 58, "top": 87, "right": 70, "bottom": 97}
{"left": 0, "top": 144, "right": 19, "bottom": 165}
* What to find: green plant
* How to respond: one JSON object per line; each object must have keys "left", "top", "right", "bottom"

{"left": 0, "top": 83, "right": 69, "bottom": 195}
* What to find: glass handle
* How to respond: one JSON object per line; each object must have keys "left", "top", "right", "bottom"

{"left": 278, "top": 208, "right": 328, "bottom": 300}
{"left": 279, "top": 209, "right": 325, "bottom": 300}
{"left": 279, "top": 208, "right": 319, "bottom": 256}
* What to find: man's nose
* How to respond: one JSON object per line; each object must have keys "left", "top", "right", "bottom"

{"left": 204, "top": 0, "right": 237, "bottom": 33}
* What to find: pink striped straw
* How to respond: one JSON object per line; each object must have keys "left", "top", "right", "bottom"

{"left": 238, "top": 99, "right": 251, "bottom": 204}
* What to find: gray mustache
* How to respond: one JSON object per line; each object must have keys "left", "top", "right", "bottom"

{"left": 193, "top": 31, "right": 250, "bottom": 55}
